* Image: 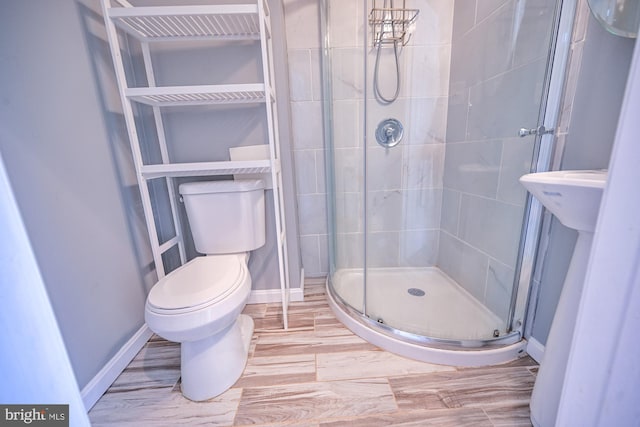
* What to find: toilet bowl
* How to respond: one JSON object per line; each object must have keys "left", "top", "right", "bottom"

{"left": 145, "top": 254, "right": 254, "bottom": 401}
{"left": 144, "top": 179, "right": 265, "bottom": 401}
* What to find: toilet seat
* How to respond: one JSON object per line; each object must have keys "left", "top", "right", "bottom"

{"left": 147, "top": 254, "right": 246, "bottom": 315}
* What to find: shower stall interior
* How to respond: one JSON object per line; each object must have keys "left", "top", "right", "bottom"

{"left": 322, "top": 0, "right": 565, "bottom": 360}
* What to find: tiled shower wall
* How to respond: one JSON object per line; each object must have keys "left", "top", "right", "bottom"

{"left": 284, "top": 0, "right": 453, "bottom": 276}
{"left": 283, "top": 0, "right": 327, "bottom": 277}
{"left": 439, "top": 0, "right": 557, "bottom": 320}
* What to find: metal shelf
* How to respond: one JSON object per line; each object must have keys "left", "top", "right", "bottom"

{"left": 125, "top": 84, "right": 266, "bottom": 107}
{"left": 108, "top": 4, "right": 261, "bottom": 41}
{"left": 140, "top": 159, "right": 276, "bottom": 179}
{"left": 102, "top": 0, "right": 290, "bottom": 330}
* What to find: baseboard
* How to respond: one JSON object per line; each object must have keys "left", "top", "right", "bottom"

{"left": 304, "top": 276, "right": 327, "bottom": 286}
{"left": 81, "top": 324, "right": 153, "bottom": 411}
{"left": 82, "top": 273, "right": 306, "bottom": 410}
{"left": 247, "top": 286, "right": 304, "bottom": 304}
{"left": 526, "top": 336, "right": 545, "bottom": 363}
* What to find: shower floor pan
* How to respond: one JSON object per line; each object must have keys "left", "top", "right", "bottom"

{"left": 328, "top": 267, "right": 526, "bottom": 366}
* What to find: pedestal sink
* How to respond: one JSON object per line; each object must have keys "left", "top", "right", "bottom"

{"left": 520, "top": 170, "right": 607, "bottom": 427}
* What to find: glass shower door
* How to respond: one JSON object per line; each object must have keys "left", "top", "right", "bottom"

{"left": 362, "top": 0, "right": 561, "bottom": 342}
{"left": 324, "top": 0, "right": 565, "bottom": 347}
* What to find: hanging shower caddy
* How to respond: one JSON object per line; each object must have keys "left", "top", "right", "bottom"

{"left": 369, "top": 0, "right": 419, "bottom": 47}
{"left": 100, "top": 0, "right": 291, "bottom": 328}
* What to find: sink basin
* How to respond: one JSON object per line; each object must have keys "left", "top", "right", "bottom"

{"left": 520, "top": 170, "right": 607, "bottom": 232}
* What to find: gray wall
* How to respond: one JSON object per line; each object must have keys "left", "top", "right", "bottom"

{"left": 0, "top": 0, "right": 299, "bottom": 391}
{"left": 127, "top": 0, "right": 301, "bottom": 292}
{"left": 529, "top": 3, "right": 636, "bottom": 345}
{"left": 0, "top": 1, "right": 155, "bottom": 389}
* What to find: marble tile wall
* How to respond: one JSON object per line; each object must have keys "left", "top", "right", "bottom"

{"left": 440, "top": 0, "right": 557, "bottom": 321}
{"left": 88, "top": 283, "right": 538, "bottom": 426}
{"left": 283, "top": 0, "right": 328, "bottom": 277}
{"left": 284, "top": 0, "right": 453, "bottom": 276}
{"left": 284, "top": 0, "right": 562, "bottom": 310}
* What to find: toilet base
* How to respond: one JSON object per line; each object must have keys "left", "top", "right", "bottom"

{"left": 180, "top": 314, "right": 254, "bottom": 401}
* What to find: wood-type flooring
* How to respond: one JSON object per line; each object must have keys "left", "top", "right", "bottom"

{"left": 89, "top": 281, "right": 537, "bottom": 426}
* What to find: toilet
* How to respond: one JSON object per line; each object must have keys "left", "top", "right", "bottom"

{"left": 144, "top": 179, "right": 265, "bottom": 401}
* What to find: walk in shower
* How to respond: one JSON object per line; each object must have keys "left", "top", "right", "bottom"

{"left": 323, "top": 0, "right": 569, "bottom": 364}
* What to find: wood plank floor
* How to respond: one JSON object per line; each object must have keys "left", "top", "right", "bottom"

{"left": 89, "top": 282, "right": 537, "bottom": 426}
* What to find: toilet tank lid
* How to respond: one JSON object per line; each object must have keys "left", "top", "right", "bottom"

{"left": 179, "top": 179, "right": 264, "bottom": 195}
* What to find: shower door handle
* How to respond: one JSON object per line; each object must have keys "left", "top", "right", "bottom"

{"left": 519, "top": 125, "right": 554, "bottom": 138}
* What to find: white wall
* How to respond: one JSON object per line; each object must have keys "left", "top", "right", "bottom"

{"left": 556, "top": 27, "right": 640, "bottom": 426}
{"left": 0, "top": 152, "right": 90, "bottom": 425}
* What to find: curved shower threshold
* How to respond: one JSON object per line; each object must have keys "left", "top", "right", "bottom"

{"left": 327, "top": 279, "right": 529, "bottom": 367}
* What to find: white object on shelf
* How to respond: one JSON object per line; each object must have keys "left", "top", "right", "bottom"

{"left": 229, "top": 145, "right": 273, "bottom": 189}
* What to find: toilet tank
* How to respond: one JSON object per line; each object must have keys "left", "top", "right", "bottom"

{"left": 179, "top": 179, "right": 266, "bottom": 254}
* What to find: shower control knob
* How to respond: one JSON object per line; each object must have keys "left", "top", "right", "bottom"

{"left": 376, "top": 118, "right": 404, "bottom": 148}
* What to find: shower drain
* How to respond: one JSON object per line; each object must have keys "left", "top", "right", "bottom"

{"left": 407, "top": 288, "right": 426, "bottom": 297}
